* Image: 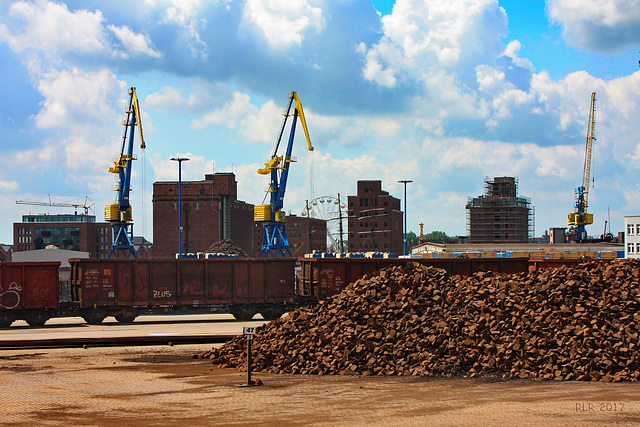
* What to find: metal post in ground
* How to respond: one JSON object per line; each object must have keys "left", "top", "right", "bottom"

{"left": 247, "top": 334, "right": 252, "bottom": 385}
{"left": 398, "top": 180, "right": 413, "bottom": 256}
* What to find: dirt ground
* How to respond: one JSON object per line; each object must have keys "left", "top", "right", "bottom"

{"left": 1, "top": 344, "right": 639, "bottom": 426}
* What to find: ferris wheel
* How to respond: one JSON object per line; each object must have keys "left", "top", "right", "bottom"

{"left": 301, "top": 195, "right": 348, "bottom": 253}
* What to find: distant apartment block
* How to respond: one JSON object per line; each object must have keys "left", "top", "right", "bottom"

{"left": 624, "top": 215, "right": 640, "bottom": 259}
{"left": 466, "top": 176, "right": 533, "bottom": 244}
{"left": 347, "top": 180, "right": 403, "bottom": 254}
{"left": 13, "top": 213, "right": 113, "bottom": 258}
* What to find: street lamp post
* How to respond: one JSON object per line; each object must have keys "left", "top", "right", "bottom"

{"left": 398, "top": 180, "right": 413, "bottom": 256}
{"left": 171, "top": 157, "right": 190, "bottom": 258}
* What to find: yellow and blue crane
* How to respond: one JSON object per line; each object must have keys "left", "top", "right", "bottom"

{"left": 567, "top": 92, "right": 596, "bottom": 242}
{"left": 105, "top": 87, "right": 145, "bottom": 258}
{"left": 255, "top": 91, "right": 314, "bottom": 257}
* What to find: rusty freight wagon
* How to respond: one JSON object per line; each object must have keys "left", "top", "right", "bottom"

{"left": 70, "top": 258, "right": 297, "bottom": 324}
{"left": 0, "top": 261, "right": 61, "bottom": 327}
{"left": 299, "top": 257, "right": 531, "bottom": 300}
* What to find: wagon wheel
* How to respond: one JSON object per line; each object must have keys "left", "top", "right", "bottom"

{"left": 82, "top": 309, "right": 106, "bottom": 325}
{"left": 231, "top": 305, "right": 256, "bottom": 321}
{"left": 0, "top": 313, "right": 14, "bottom": 328}
{"left": 26, "top": 310, "right": 50, "bottom": 327}
{"left": 115, "top": 310, "right": 138, "bottom": 324}
{"left": 260, "top": 306, "right": 286, "bottom": 321}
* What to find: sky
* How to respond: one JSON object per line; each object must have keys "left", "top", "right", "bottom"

{"left": 1, "top": 0, "right": 640, "bottom": 245}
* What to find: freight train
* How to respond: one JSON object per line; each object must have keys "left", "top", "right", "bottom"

{"left": 0, "top": 256, "right": 609, "bottom": 328}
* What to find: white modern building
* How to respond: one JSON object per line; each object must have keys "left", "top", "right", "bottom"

{"left": 624, "top": 215, "right": 640, "bottom": 259}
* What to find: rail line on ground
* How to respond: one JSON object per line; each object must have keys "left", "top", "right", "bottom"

{"left": 0, "top": 334, "right": 236, "bottom": 350}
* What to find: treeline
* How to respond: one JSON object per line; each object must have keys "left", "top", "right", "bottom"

{"left": 407, "top": 230, "right": 458, "bottom": 245}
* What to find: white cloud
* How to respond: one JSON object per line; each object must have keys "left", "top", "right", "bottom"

{"left": 549, "top": 0, "right": 640, "bottom": 51}
{"left": 358, "top": 37, "right": 404, "bottom": 88}
{"left": 0, "top": 1, "right": 165, "bottom": 60}
{"left": 0, "top": 0, "right": 107, "bottom": 57}
{"left": 0, "top": 180, "right": 19, "bottom": 192}
{"left": 34, "top": 67, "right": 125, "bottom": 130}
{"left": 503, "top": 40, "right": 534, "bottom": 71}
{"left": 242, "top": 0, "right": 325, "bottom": 49}
{"left": 239, "top": 100, "right": 281, "bottom": 144}
{"left": 158, "top": 0, "right": 212, "bottom": 24}
{"left": 107, "top": 25, "right": 163, "bottom": 58}
{"left": 381, "top": 0, "right": 506, "bottom": 64}
{"left": 191, "top": 91, "right": 257, "bottom": 130}
{"left": 145, "top": 86, "right": 192, "bottom": 110}
{"left": 150, "top": 151, "right": 207, "bottom": 181}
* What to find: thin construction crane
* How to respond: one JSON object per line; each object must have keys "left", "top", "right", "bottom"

{"left": 567, "top": 92, "right": 596, "bottom": 242}
{"left": 16, "top": 195, "right": 95, "bottom": 215}
{"left": 105, "top": 87, "right": 146, "bottom": 258}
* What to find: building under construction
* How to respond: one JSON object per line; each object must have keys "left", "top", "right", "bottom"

{"left": 466, "top": 176, "right": 533, "bottom": 244}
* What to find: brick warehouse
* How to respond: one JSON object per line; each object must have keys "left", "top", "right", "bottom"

{"left": 347, "top": 180, "right": 404, "bottom": 255}
{"left": 152, "top": 173, "right": 254, "bottom": 258}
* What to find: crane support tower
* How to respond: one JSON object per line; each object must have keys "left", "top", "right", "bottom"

{"left": 567, "top": 91, "right": 596, "bottom": 242}
{"left": 256, "top": 91, "right": 314, "bottom": 257}
{"left": 106, "top": 87, "right": 146, "bottom": 258}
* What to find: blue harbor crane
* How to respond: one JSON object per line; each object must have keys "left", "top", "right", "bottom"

{"left": 567, "top": 92, "right": 596, "bottom": 242}
{"left": 255, "top": 91, "right": 314, "bottom": 257}
{"left": 106, "top": 87, "right": 145, "bottom": 258}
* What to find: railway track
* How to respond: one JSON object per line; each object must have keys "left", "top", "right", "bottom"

{"left": 0, "top": 334, "right": 236, "bottom": 350}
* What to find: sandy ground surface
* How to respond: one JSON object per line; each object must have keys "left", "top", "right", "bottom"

{"left": 1, "top": 344, "right": 639, "bottom": 426}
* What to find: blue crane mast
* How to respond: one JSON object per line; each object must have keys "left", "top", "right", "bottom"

{"left": 255, "top": 91, "right": 314, "bottom": 257}
{"left": 106, "top": 87, "right": 146, "bottom": 258}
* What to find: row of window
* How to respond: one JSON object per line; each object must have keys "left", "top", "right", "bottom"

{"left": 159, "top": 202, "right": 214, "bottom": 208}
{"left": 349, "top": 222, "right": 389, "bottom": 228}
{"left": 16, "top": 228, "right": 33, "bottom": 235}
{"left": 35, "top": 227, "right": 81, "bottom": 236}
{"left": 627, "top": 224, "right": 640, "bottom": 235}
{"left": 354, "top": 232, "right": 388, "bottom": 238}
{"left": 23, "top": 215, "right": 95, "bottom": 223}
{"left": 627, "top": 243, "right": 640, "bottom": 253}
{"left": 348, "top": 243, "right": 389, "bottom": 249}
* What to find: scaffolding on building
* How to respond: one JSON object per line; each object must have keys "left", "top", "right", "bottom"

{"left": 466, "top": 177, "right": 533, "bottom": 243}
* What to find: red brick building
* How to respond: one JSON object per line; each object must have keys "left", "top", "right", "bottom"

{"left": 347, "top": 180, "right": 403, "bottom": 255}
{"left": 152, "top": 173, "right": 254, "bottom": 258}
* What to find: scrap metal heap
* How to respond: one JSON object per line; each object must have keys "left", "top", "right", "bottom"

{"left": 201, "top": 260, "right": 640, "bottom": 382}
